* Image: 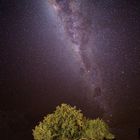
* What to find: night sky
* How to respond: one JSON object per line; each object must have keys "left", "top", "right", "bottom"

{"left": 0, "top": 0, "right": 140, "bottom": 140}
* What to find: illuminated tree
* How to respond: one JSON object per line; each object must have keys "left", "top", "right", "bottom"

{"left": 33, "top": 104, "right": 115, "bottom": 140}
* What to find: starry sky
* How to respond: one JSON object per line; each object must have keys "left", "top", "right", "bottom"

{"left": 0, "top": 0, "right": 140, "bottom": 140}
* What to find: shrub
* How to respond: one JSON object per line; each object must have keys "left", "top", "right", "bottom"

{"left": 33, "top": 103, "right": 115, "bottom": 140}
{"left": 82, "top": 119, "right": 115, "bottom": 140}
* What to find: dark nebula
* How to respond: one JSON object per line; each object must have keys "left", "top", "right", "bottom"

{"left": 0, "top": 0, "right": 140, "bottom": 140}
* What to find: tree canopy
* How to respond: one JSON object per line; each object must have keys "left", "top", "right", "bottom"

{"left": 33, "top": 103, "right": 115, "bottom": 140}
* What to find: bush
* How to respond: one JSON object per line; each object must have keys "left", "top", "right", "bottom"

{"left": 33, "top": 103, "right": 115, "bottom": 140}
{"left": 82, "top": 119, "right": 115, "bottom": 140}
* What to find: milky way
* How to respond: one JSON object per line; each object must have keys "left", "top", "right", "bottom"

{"left": 48, "top": 0, "right": 103, "bottom": 103}
{"left": 1, "top": 0, "right": 140, "bottom": 139}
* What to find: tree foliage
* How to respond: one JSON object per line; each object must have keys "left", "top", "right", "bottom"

{"left": 82, "top": 119, "right": 114, "bottom": 140}
{"left": 33, "top": 104, "right": 115, "bottom": 140}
